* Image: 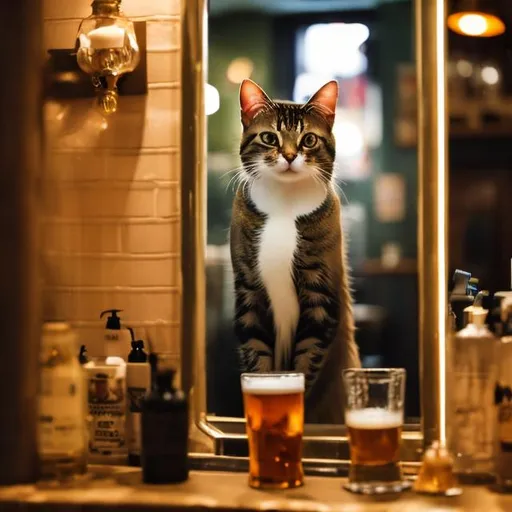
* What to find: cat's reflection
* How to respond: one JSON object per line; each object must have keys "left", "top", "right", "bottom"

{"left": 230, "top": 79, "right": 361, "bottom": 424}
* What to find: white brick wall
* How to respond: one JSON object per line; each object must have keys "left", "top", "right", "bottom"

{"left": 43, "top": 0, "right": 182, "bottom": 360}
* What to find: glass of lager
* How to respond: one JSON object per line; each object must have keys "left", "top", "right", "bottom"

{"left": 343, "top": 368, "right": 409, "bottom": 494}
{"left": 241, "top": 372, "right": 305, "bottom": 489}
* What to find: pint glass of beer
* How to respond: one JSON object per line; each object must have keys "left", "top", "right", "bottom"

{"left": 241, "top": 372, "right": 305, "bottom": 489}
{"left": 343, "top": 368, "right": 408, "bottom": 494}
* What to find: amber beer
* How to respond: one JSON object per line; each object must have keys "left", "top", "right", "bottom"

{"left": 343, "top": 368, "right": 407, "bottom": 494}
{"left": 241, "top": 373, "right": 305, "bottom": 489}
{"left": 346, "top": 408, "right": 402, "bottom": 466}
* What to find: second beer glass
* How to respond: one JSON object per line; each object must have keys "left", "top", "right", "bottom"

{"left": 241, "top": 372, "right": 304, "bottom": 489}
{"left": 343, "top": 368, "right": 409, "bottom": 494}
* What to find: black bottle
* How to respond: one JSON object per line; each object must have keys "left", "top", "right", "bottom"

{"left": 127, "top": 331, "right": 150, "bottom": 467}
{"left": 141, "top": 354, "right": 189, "bottom": 484}
{"left": 78, "top": 344, "right": 89, "bottom": 365}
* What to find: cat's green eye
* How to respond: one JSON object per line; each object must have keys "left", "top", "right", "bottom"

{"left": 302, "top": 133, "right": 318, "bottom": 148}
{"left": 260, "top": 132, "right": 278, "bottom": 146}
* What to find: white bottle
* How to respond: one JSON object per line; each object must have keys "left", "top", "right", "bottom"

{"left": 38, "top": 322, "right": 87, "bottom": 478}
{"left": 449, "top": 307, "right": 499, "bottom": 481}
{"left": 100, "top": 309, "right": 131, "bottom": 358}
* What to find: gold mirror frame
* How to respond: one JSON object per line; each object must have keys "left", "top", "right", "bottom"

{"left": 181, "top": 0, "right": 448, "bottom": 470}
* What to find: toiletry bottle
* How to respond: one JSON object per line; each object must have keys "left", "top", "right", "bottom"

{"left": 83, "top": 357, "right": 127, "bottom": 464}
{"left": 449, "top": 308, "right": 499, "bottom": 482}
{"left": 126, "top": 328, "right": 150, "bottom": 466}
{"left": 38, "top": 322, "right": 87, "bottom": 478}
{"left": 495, "top": 297, "right": 512, "bottom": 491}
{"left": 78, "top": 344, "right": 89, "bottom": 365}
{"left": 100, "top": 309, "right": 131, "bottom": 358}
{"left": 141, "top": 354, "right": 189, "bottom": 484}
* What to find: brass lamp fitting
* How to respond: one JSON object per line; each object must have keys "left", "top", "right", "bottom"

{"left": 76, "top": 0, "right": 140, "bottom": 114}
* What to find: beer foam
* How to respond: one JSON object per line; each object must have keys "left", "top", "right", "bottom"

{"left": 241, "top": 374, "right": 305, "bottom": 395}
{"left": 346, "top": 408, "right": 402, "bottom": 429}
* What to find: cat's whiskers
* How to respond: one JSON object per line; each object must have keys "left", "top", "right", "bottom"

{"left": 220, "top": 166, "right": 244, "bottom": 180}
{"left": 225, "top": 162, "right": 259, "bottom": 193}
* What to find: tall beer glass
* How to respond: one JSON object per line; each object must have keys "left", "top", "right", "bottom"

{"left": 241, "top": 372, "right": 304, "bottom": 489}
{"left": 343, "top": 368, "right": 409, "bottom": 494}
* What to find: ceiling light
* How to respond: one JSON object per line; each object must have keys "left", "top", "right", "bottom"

{"left": 448, "top": 1, "right": 505, "bottom": 37}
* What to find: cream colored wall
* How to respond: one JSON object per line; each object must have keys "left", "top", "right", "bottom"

{"left": 43, "top": 0, "right": 182, "bottom": 372}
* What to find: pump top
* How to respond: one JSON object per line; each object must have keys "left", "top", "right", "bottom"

{"left": 127, "top": 326, "right": 148, "bottom": 362}
{"left": 100, "top": 309, "right": 123, "bottom": 329}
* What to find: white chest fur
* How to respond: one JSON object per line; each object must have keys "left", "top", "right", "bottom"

{"left": 250, "top": 174, "right": 327, "bottom": 370}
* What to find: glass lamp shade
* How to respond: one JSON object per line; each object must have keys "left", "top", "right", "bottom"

{"left": 76, "top": 14, "right": 140, "bottom": 79}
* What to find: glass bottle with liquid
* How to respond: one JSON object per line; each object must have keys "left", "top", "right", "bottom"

{"left": 38, "top": 322, "right": 87, "bottom": 479}
{"left": 449, "top": 308, "right": 499, "bottom": 482}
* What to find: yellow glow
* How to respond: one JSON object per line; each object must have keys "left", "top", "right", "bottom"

{"left": 447, "top": 11, "right": 505, "bottom": 37}
{"left": 226, "top": 57, "right": 254, "bottom": 84}
{"left": 436, "top": 0, "right": 447, "bottom": 444}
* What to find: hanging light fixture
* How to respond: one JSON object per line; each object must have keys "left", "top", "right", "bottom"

{"left": 447, "top": 0, "right": 505, "bottom": 37}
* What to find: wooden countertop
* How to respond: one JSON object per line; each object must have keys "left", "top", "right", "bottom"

{"left": 0, "top": 466, "right": 511, "bottom": 511}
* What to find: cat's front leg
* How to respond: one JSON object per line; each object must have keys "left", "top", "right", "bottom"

{"left": 235, "top": 313, "right": 274, "bottom": 373}
{"left": 293, "top": 316, "right": 337, "bottom": 395}
{"left": 238, "top": 338, "right": 273, "bottom": 373}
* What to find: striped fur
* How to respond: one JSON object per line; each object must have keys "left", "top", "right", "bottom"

{"left": 230, "top": 80, "right": 361, "bottom": 423}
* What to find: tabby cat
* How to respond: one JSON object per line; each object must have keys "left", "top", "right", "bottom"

{"left": 230, "top": 79, "right": 361, "bottom": 423}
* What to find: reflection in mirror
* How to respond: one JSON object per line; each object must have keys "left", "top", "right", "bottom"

{"left": 206, "top": 0, "right": 420, "bottom": 426}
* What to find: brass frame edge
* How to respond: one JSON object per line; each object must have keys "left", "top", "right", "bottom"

{"left": 181, "top": 0, "right": 208, "bottom": 427}
{"left": 415, "top": 0, "right": 449, "bottom": 448}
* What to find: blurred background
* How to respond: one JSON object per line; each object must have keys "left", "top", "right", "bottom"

{"left": 205, "top": 0, "right": 512, "bottom": 421}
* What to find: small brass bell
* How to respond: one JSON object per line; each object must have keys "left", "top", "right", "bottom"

{"left": 413, "top": 441, "right": 462, "bottom": 496}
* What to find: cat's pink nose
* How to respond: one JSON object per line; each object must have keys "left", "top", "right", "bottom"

{"left": 283, "top": 153, "right": 296, "bottom": 163}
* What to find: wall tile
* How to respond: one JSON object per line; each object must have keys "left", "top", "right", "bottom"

{"left": 44, "top": 254, "right": 180, "bottom": 287}
{"left": 44, "top": 287, "right": 180, "bottom": 322}
{"left": 147, "top": 21, "right": 180, "bottom": 51}
{"left": 43, "top": 222, "right": 121, "bottom": 253}
{"left": 121, "top": 220, "right": 179, "bottom": 253}
{"left": 156, "top": 184, "right": 180, "bottom": 217}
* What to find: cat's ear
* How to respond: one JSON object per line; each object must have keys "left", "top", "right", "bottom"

{"left": 306, "top": 80, "right": 338, "bottom": 128}
{"left": 239, "top": 79, "right": 271, "bottom": 127}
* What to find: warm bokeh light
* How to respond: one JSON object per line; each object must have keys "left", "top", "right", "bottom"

{"left": 447, "top": 11, "right": 505, "bottom": 37}
{"left": 226, "top": 57, "right": 254, "bottom": 84}
{"left": 481, "top": 66, "right": 499, "bottom": 85}
{"left": 456, "top": 59, "right": 473, "bottom": 77}
{"left": 205, "top": 83, "right": 220, "bottom": 115}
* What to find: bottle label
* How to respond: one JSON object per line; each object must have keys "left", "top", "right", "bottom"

{"left": 141, "top": 410, "right": 189, "bottom": 457}
{"left": 87, "top": 370, "right": 126, "bottom": 456}
{"left": 451, "top": 369, "right": 496, "bottom": 462}
{"left": 38, "top": 368, "right": 84, "bottom": 455}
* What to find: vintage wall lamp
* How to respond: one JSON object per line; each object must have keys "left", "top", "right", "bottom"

{"left": 75, "top": 0, "right": 140, "bottom": 114}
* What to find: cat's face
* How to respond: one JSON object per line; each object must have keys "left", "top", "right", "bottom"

{"left": 239, "top": 80, "right": 338, "bottom": 184}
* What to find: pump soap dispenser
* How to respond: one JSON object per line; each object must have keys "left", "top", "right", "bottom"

{"left": 126, "top": 327, "right": 150, "bottom": 467}
{"left": 100, "top": 309, "right": 131, "bottom": 358}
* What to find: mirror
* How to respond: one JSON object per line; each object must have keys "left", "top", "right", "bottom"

{"left": 204, "top": 0, "right": 421, "bottom": 430}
